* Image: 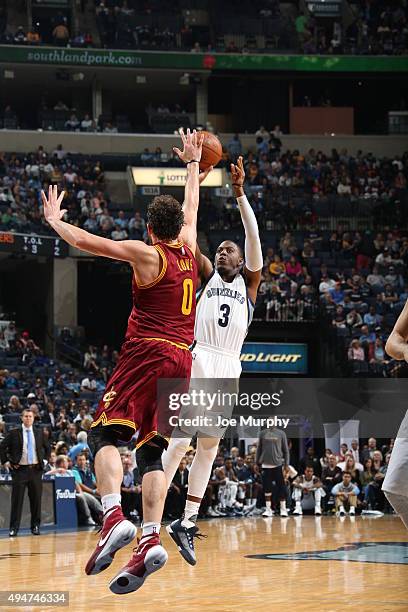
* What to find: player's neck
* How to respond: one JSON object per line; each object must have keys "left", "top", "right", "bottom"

{"left": 219, "top": 271, "right": 238, "bottom": 284}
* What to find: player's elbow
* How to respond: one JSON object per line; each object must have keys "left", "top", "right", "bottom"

{"left": 385, "top": 336, "right": 397, "bottom": 359}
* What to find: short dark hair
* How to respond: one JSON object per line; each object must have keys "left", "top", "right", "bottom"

{"left": 343, "top": 471, "right": 352, "bottom": 476}
{"left": 22, "top": 408, "right": 33, "bottom": 415}
{"left": 147, "top": 195, "right": 184, "bottom": 241}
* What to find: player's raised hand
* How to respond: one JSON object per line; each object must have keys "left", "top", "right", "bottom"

{"left": 173, "top": 127, "right": 204, "bottom": 164}
{"left": 230, "top": 155, "right": 245, "bottom": 186}
{"left": 41, "top": 185, "right": 67, "bottom": 224}
{"left": 199, "top": 165, "right": 213, "bottom": 184}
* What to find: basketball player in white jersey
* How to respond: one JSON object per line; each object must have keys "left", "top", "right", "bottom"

{"left": 382, "top": 299, "right": 408, "bottom": 529}
{"left": 162, "top": 156, "right": 262, "bottom": 565}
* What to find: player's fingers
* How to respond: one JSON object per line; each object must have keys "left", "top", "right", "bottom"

{"left": 192, "top": 129, "right": 197, "bottom": 147}
{"left": 186, "top": 127, "right": 191, "bottom": 143}
{"left": 48, "top": 184, "right": 52, "bottom": 202}
{"left": 57, "top": 190, "right": 65, "bottom": 206}
{"left": 238, "top": 156, "right": 244, "bottom": 170}
{"left": 173, "top": 147, "right": 183, "bottom": 159}
{"left": 60, "top": 209, "right": 67, "bottom": 219}
{"left": 198, "top": 131, "right": 204, "bottom": 147}
{"left": 178, "top": 127, "right": 186, "bottom": 144}
{"left": 53, "top": 184, "right": 58, "bottom": 203}
{"left": 40, "top": 190, "right": 47, "bottom": 208}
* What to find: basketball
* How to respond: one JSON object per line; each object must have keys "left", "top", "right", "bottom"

{"left": 199, "top": 131, "right": 223, "bottom": 171}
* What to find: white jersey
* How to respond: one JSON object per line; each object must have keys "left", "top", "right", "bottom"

{"left": 194, "top": 270, "right": 254, "bottom": 357}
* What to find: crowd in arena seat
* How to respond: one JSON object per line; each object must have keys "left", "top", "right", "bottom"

{"left": 0, "top": 0, "right": 407, "bottom": 55}
{"left": 0, "top": 322, "right": 395, "bottom": 519}
{"left": 0, "top": 136, "right": 407, "bottom": 374}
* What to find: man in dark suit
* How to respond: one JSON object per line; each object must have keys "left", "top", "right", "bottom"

{"left": 0, "top": 407, "right": 50, "bottom": 536}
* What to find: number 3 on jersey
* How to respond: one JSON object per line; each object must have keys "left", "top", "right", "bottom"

{"left": 181, "top": 278, "right": 193, "bottom": 315}
{"left": 218, "top": 303, "right": 230, "bottom": 327}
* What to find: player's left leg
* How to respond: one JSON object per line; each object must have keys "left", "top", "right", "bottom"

{"left": 166, "top": 436, "right": 219, "bottom": 565}
{"left": 85, "top": 426, "right": 137, "bottom": 575}
{"left": 109, "top": 439, "right": 168, "bottom": 594}
{"left": 162, "top": 436, "right": 192, "bottom": 488}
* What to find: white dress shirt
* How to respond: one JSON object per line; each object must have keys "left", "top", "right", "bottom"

{"left": 20, "top": 426, "right": 39, "bottom": 465}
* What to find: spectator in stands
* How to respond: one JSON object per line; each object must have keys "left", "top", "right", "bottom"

{"left": 346, "top": 308, "right": 363, "bottom": 328}
{"left": 14, "top": 26, "right": 27, "bottom": 44}
{"left": 27, "top": 28, "right": 41, "bottom": 45}
{"left": 331, "top": 472, "right": 359, "bottom": 516}
{"left": 299, "top": 446, "right": 321, "bottom": 476}
{"left": 53, "top": 22, "right": 70, "bottom": 46}
{"left": 111, "top": 223, "right": 128, "bottom": 241}
{"left": 80, "top": 113, "right": 94, "bottom": 132}
{"left": 321, "top": 454, "right": 342, "bottom": 503}
{"left": 121, "top": 452, "right": 141, "bottom": 521}
{"left": 292, "top": 466, "right": 324, "bottom": 515}
{"left": 128, "top": 211, "right": 147, "bottom": 240}
{"left": 68, "top": 431, "right": 91, "bottom": 462}
{"left": 227, "top": 134, "right": 242, "bottom": 158}
{"left": 361, "top": 438, "right": 378, "bottom": 462}
{"left": 65, "top": 114, "right": 80, "bottom": 131}
{"left": 348, "top": 339, "right": 365, "bottom": 361}
{"left": 166, "top": 458, "right": 190, "bottom": 519}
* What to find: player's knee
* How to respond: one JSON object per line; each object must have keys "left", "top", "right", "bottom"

{"left": 136, "top": 442, "right": 164, "bottom": 477}
{"left": 88, "top": 425, "right": 118, "bottom": 458}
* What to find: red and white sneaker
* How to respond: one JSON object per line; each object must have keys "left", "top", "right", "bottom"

{"left": 85, "top": 505, "right": 137, "bottom": 575}
{"left": 109, "top": 533, "right": 168, "bottom": 594}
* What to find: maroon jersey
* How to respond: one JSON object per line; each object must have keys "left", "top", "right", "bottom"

{"left": 125, "top": 241, "right": 197, "bottom": 347}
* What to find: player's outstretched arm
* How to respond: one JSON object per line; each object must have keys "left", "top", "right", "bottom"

{"left": 173, "top": 128, "right": 209, "bottom": 254}
{"left": 231, "top": 156, "right": 263, "bottom": 303}
{"left": 41, "top": 186, "right": 154, "bottom": 265}
{"left": 385, "top": 299, "right": 408, "bottom": 361}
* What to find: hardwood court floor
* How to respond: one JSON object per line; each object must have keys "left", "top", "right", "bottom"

{"left": 0, "top": 515, "right": 407, "bottom": 612}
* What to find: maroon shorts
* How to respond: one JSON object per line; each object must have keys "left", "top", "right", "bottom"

{"left": 91, "top": 337, "right": 192, "bottom": 448}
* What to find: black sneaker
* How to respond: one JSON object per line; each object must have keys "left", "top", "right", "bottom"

{"left": 166, "top": 518, "right": 206, "bottom": 566}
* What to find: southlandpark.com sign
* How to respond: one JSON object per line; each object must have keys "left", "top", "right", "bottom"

{"left": 240, "top": 342, "right": 308, "bottom": 374}
{"left": 0, "top": 45, "right": 407, "bottom": 73}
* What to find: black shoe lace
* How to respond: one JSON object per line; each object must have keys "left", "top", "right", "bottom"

{"left": 187, "top": 530, "right": 207, "bottom": 547}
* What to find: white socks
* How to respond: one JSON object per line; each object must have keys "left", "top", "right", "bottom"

{"left": 102, "top": 493, "right": 121, "bottom": 514}
{"left": 141, "top": 522, "right": 160, "bottom": 538}
{"left": 181, "top": 499, "right": 201, "bottom": 527}
{"left": 266, "top": 500, "right": 272, "bottom": 509}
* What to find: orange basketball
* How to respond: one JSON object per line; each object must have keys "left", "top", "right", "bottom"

{"left": 199, "top": 131, "right": 222, "bottom": 171}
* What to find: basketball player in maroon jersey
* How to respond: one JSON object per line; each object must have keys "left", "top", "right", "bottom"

{"left": 42, "top": 129, "right": 211, "bottom": 594}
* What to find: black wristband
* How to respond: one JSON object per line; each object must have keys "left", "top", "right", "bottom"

{"left": 187, "top": 160, "right": 200, "bottom": 165}
{"left": 232, "top": 183, "right": 244, "bottom": 187}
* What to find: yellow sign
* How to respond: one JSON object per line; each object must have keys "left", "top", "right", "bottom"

{"left": 132, "top": 167, "right": 223, "bottom": 187}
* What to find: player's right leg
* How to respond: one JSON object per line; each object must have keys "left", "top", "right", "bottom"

{"left": 383, "top": 410, "right": 408, "bottom": 529}
{"left": 85, "top": 426, "right": 137, "bottom": 575}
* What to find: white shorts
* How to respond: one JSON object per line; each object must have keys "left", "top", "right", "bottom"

{"left": 173, "top": 342, "right": 241, "bottom": 439}
{"left": 383, "top": 409, "right": 408, "bottom": 498}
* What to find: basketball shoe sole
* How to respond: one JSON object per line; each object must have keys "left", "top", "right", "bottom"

{"left": 109, "top": 543, "right": 168, "bottom": 594}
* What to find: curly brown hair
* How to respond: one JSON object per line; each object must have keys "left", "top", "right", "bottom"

{"left": 147, "top": 195, "right": 184, "bottom": 241}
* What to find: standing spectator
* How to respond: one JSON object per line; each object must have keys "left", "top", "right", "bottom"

{"left": 256, "top": 427, "right": 290, "bottom": 517}
{"left": 0, "top": 408, "right": 50, "bottom": 536}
